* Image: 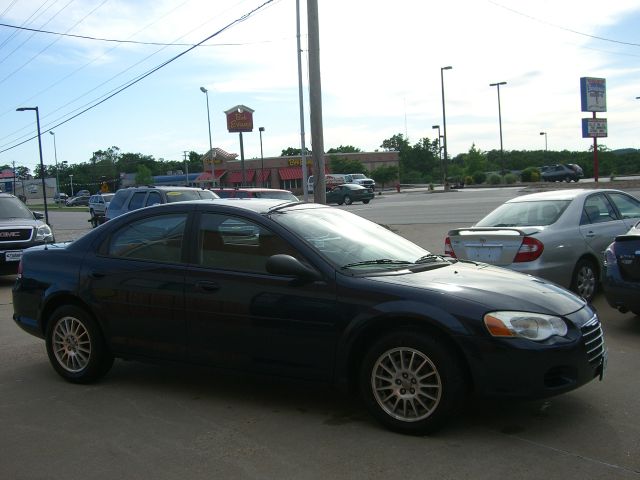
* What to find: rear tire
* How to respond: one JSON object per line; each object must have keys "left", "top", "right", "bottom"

{"left": 45, "top": 305, "right": 114, "bottom": 384}
{"left": 363, "top": 199, "right": 370, "bottom": 204}
{"left": 344, "top": 195, "right": 353, "bottom": 205}
{"left": 570, "top": 258, "right": 598, "bottom": 303}
{"left": 359, "top": 330, "right": 466, "bottom": 435}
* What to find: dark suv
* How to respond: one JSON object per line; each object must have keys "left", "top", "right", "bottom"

{"left": 105, "top": 186, "right": 219, "bottom": 221}
{"left": 541, "top": 164, "right": 584, "bottom": 182}
{"left": 0, "top": 193, "right": 54, "bottom": 274}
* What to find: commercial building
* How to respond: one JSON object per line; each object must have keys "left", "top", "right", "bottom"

{"left": 195, "top": 148, "right": 399, "bottom": 194}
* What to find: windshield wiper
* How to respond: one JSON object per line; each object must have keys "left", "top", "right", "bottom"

{"left": 341, "top": 259, "right": 413, "bottom": 270}
{"left": 415, "top": 254, "right": 447, "bottom": 264}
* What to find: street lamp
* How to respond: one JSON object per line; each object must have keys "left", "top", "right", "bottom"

{"left": 432, "top": 125, "right": 443, "bottom": 184}
{"left": 200, "top": 86, "right": 213, "bottom": 154}
{"left": 540, "top": 131, "right": 548, "bottom": 151}
{"left": 440, "top": 66, "right": 452, "bottom": 189}
{"left": 69, "top": 174, "right": 74, "bottom": 197}
{"left": 16, "top": 106, "right": 49, "bottom": 224}
{"left": 259, "top": 127, "right": 265, "bottom": 187}
{"left": 49, "top": 131, "right": 61, "bottom": 197}
{"left": 489, "top": 81, "right": 507, "bottom": 177}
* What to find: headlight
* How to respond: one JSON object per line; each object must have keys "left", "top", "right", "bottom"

{"left": 35, "top": 224, "right": 54, "bottom": 242}
{"left": 484, "top": 311, "right": 568, "bottom": 341}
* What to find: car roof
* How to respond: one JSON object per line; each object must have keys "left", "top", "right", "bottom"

{"left": 506, "top": 188, "right": 626, "bottom": 202}
{"left": 215, "top": 187, "right": 292, "bottom": 193}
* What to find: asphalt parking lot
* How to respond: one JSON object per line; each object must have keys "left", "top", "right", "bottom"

{"left": 1, "top": 188, "right": 639, "bottom": 479}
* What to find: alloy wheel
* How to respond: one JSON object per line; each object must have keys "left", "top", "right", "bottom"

{"left": 370, "top": 347, "right": 442, "bottom": 422}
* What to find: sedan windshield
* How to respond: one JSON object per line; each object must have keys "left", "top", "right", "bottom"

{"left": 273, "top": 207, "right": 434, "bottom": 270}
{"left": 476, "top": 200, "right": 571, "bottom": 227}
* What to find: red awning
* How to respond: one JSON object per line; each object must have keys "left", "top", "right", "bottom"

{"left": 227, "top": 169, "right": 255, "bottom": 183}
{"left": 255, "top": 169, "right": 271, "bottom": 183}
{"left": 196, "top": 169, "right": 226, "bottom": 182}
{"left": 278, "top": 167, "right": 303, "bottom": 180}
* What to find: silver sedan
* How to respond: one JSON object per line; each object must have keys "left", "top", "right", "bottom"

{"left": 445, "top": 188, "right": 640, "bottom": 302}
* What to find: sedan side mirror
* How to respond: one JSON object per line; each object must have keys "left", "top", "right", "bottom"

{"left": 266, "top": 254, "right": 321, "bottom": 282}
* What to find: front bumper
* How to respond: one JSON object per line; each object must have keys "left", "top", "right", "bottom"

{"left": 456, "top": 312, "right": 606, "bottom": 399}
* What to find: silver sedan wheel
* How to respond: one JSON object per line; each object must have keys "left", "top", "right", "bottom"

{"left": 371, "top": 347, "right": 442, "bottom": 423}
{"left": 52, "top": 316, "right": 92, "bottom": 373}
{"left": 576, "top": 264, "right": 596, "bottom": 301}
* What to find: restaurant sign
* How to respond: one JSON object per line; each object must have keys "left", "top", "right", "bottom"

{"left": 225, "top": 105, "right": 254, "bottom": 133}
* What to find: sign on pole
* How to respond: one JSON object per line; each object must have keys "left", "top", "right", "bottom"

{"left": 580, "top": 77, "right": 607, "bottom": 112}
{"left": 581, "top": 118, "right": 608, "bottom": 138}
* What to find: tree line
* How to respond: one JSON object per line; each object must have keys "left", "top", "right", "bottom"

{"left": 5, "top": 137, "right": 639, "bottom": 195}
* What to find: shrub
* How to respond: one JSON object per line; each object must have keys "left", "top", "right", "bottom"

{"left": 464, "top": 175, "right": 474, "bottom": 185}
{"left": 505, "top": 173, "right": 518, "bottom": 184}
{"left": 487, "top": 173, "right": 501, "bottom": 185}
{"left": 520, "top": 167, "right": 540, "bottom": 182}
{"left": 472, "top": 171, "right": 487, "bottom": 184}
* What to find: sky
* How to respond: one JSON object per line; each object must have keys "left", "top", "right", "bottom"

{"left": 1, "top": 0, "right": 639, "bottom": 175}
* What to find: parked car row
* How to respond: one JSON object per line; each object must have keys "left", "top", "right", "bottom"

{"left": 10, "top": 183, "right": 640, "bottom": 436}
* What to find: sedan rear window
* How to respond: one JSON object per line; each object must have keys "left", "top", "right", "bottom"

{"left": 476, "top": 200, "right": 571, "bottom": 227}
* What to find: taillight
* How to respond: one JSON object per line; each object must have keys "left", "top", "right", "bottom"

{"left": 514, "top": 237, "right": 544, "bottom": 262}
{"left": 444, "top": 236, "right": 456, "bottom": 258}
{"left": 604, "top": 243, "right": 617, "bottom": 266}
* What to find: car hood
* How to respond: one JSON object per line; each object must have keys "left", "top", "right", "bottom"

{"left": 0, "top": 217, "right": 40, "bottom": 227}
{"left": 367, "top": 260, "right": 584, "bottom": 316}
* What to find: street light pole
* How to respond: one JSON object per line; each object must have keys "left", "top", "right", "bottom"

{"left": 259, "top": 127, "right": 265, "bottom": 187}
{"left": 69, "top": 175, "right": 74, "bottom": 196}
{"left": 539, "top": 131, "right": 548, "bottom": 151}
{"left": 49, "top": 131, "right": 61, "bottom": 197}
{"left": 440, "top": 66, "right": 452, "bottom": 189}
{"left": 200, "top": 86, "right": 213, "bottom": 153}
{"left": 432, "top": 125, "right": 442, "bottom": 184}
{"left": 16, "top": 106, "right": 49, "bottom": 225}
{"left": 489, "top": 81, "right": 507, "bottom": 178}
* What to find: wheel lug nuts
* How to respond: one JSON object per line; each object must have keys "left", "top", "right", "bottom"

{"left": 400, "top": 389, "right": 406, "bottom": 394}
{"left": 410, "top": 388, "right": 415, "bottom": 394}
{"left": 411, "top": 378, "right": 417, "bottom": 384}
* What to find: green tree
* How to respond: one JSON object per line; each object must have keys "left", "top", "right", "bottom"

{"left": 329, "top": 155, "right": 367, "bottom": 174}
{"left": 370, "top": 164, "right": 398, "bottom": 190}
{"left": 281, "top": 147, "right": 311, "bottom": 156}
{"left": 327, "top": 145, "right": 361, "bottom": 153}
{"left": 135, "top": 164, "right": 153, "bottom": 185}
{"left": 380, "top": 134, "right": 409, "bottom": 152}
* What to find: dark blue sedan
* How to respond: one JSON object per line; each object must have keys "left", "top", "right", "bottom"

{"left": 603, "top": 220, "right": 640, "bottom": 315}
{"left": 13, "top": 199, "right": 605, "bottom": 434}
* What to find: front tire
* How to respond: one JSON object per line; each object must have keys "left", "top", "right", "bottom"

{"left": 359, "top": 330, "right": 466, "bottom": 435}
{"left": 571, "top": 258, "right": 598, "bottom": 303}
{"left": 363, "top": 199, "right": 370, "bottom": 204}
{"left": 46, "top": 305, "right": 114, "bottom": 383}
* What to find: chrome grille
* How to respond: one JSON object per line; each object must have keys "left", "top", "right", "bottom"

{"left": 581, "top": 315, "right": 605, "bottom": 365}
{"left": 0, "top": 228, "right": 33, "bottom": 243}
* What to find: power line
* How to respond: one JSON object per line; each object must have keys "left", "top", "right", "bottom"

{"left": 0, "top": 0, "right": 275, "bottom": 155}
{"left": 0, "top": 21, "right": 287, "bottom": 47}
{"left": 489, "top": 0, "right": 640, "bottom": 48}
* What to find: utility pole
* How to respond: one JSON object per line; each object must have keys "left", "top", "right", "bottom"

{"left": 308, "top": 0, "right": 326, "bottom": 203}
{"left": 296, "top": 0, "right": 309, "bottom": 202}
{"left": 183, "top": 151, "right": 190, "bottom": 186}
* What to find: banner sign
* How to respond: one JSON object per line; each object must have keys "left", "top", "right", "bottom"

{"left": 580, "top": 77, "right": 607, "bottom": 112}
{"left": 582, "top": 118, "right": 608, "bottom": 138}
